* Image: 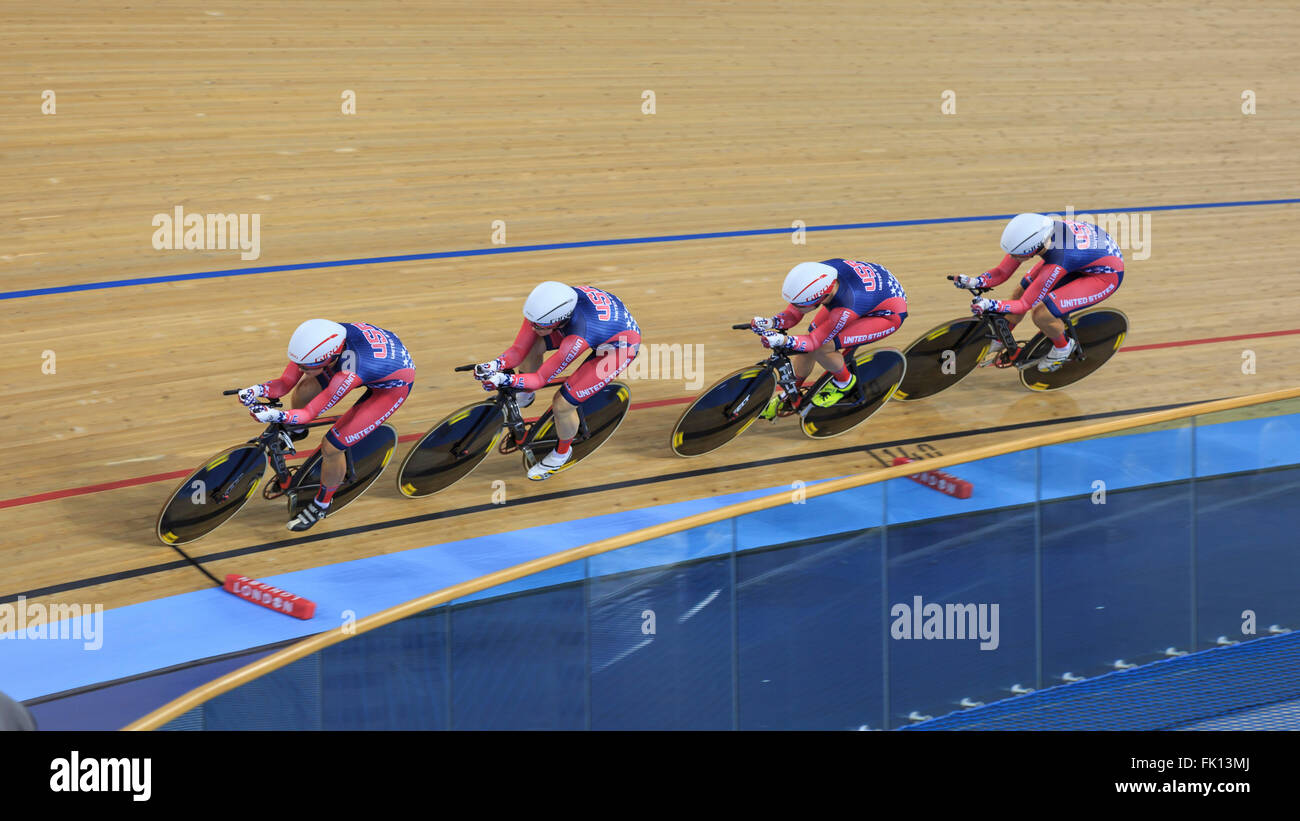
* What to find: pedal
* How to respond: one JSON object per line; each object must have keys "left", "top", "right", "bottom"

{"left": 996, "top": 344, "right": 1028, "bottom": 369}
{"left": 262, "top": 473, "right": 291, "bottom": 500}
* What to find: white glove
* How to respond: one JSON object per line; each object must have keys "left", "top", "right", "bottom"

{"left": 474, "top": 359, "right": 504, "bottom": 378}
{"left": 952, "top": 274, "right": 986, "bottom": 289}
{"left": 751, "top": 316, "right": 776, "bottom": 332}
{"left": 481, "top": 371, "right": 512, "bottom": 390}
{"left": 761, "top": 331, "right": 790, "bottom": 350}
{"left": 250, "top": 405, "right": 287, "bottom": 424}
{"left": 238, "top": 384, "right": 268, "bottom": 407}
{"left": 970, "top": 297, "right": 1008, "bottom": 315}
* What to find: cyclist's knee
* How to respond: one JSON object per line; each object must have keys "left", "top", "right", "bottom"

{"left": 552, "top": 391, "right": 578, "bottom": 411}
{"left": 293, "top": 379, "right": 323, "bottom": 407}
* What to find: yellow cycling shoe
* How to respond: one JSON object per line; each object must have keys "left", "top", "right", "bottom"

{"left": 811, "top": 374, "right": 856, "bottom": 408}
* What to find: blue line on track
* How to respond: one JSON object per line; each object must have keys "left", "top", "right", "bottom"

{"left": 4, "top": 197, "right": 1296, "bottom": 301}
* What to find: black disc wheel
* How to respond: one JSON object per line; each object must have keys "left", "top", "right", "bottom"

{"left": 397, "top": 402, "right": 506, "bottom": 498}
{"left": 156, "top": 445, "right": 267, "bottom": 546}
{"left": 800, "top": 347, "right": 907, "bottom": 440}
{"left": 669, "top": 365, "right": 777, "bottom": 457}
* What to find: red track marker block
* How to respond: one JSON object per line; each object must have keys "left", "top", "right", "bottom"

{"left": 223, "top": 574, "right": 317, "bottom": 620}
{"left": 892, "top": 457, "right": 973, "bottom": 499}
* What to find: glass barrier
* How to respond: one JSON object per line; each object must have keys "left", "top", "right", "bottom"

{"left": 162, "top": 396, "right": 1300, "bottom": 730}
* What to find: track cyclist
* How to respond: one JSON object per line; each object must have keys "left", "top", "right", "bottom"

{"left": 751, "top": 259, "right": 908, "bottom": 417}
{"left": 474, "top": 281, "right": 640, "bottom": 481}
{"left": 237, "top": 319, "right": 415, "bottom": 531}
{"left": 955, "top": 212, "right": 1124, "bottom": 371}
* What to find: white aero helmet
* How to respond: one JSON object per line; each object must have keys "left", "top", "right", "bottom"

{"left": 523, "top": 281, "right": 578, "bottom": 327}
{"left": 1000, "top": 213, "right": 1054, "bottom": 256}
{"left": 782, "top": 262, "right": 838, "bottom": 307}
{"left": 288, "top": 319, "right": 347, "bottom": 367}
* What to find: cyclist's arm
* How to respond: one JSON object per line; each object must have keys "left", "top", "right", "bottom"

{"left": 979, "top": 254, "right": 1026, "bottom": 287}
{"left": 282, "top": 370, "right": 361, "bottom": 425}
{"left": 772, "top": 305, "right": 803, "bottom": 330}
{"left": 497, "top": 321, "right": 542, "bottom": 370}
{"left": 1001, "top": 262, "right": 1066, "bottom": 315}
{"left": 785, "top": 307, "right": 857, "bottom": 352}
{"left": 506, "top": 335, "right": 591, "bottom": 391}
{"left": 262, "top": 363, "right": 305, "bottom": 399}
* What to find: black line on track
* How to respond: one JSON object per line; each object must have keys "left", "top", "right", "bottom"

{"left": 1, "top": 397, "right": 1216, "bottom": 604}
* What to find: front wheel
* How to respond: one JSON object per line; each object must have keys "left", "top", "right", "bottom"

{"left": 397, "top": 401, "right": 506, "bottom": 498}
{"left": 156, "top": 444, "right": 267, "bottom": 546}
{"left": 669, "top": 365, "right": 777, "bottom": 457}
{"left": 895, "top": 318, "right": 991, "bottom": 401}
{"left": 523, "top": 382, "right": 631, "bottom": 474}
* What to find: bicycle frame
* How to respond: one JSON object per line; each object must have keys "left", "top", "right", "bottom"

{"left": 722, "top": 325, "right": 804, "bottom": 420}
{"left": 446, "top": 367, "right": 593, "bottom": 461}
{"left": 247, "top": 416, "right": 345, "bottom": 501}
{"left": 958, "top": 285, "right": 1085, "bottom": 369}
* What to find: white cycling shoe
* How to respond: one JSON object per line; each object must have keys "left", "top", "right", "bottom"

{"left": 978, "top": 340, "right": 1005, "bottom": 367}
{"left": 1038, "top": 338, "right": 1077, "bottom": 372}
{"left": 527, "top": 448, "right": 572, "bottom": 481}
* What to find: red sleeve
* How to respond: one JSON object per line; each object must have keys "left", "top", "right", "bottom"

{"left": 510, "top": 335, "right": 590, "bottom": 391}
{"left": 1004, "top": 262, "right": 1066, "bottom": 315}
{"left": 772, "top": 305, "right": 803, "bottom": 330}
{"left": 980, "top": 254, "right": 1025, "bottom": 288}
{"left": 498, "top": 321, "right": 539, "bottom": 370}
{"left": 262, "top": 363, "right": 304, "bottom": 399}
{"left": 787, "top": 307, "right": 856, "bottom": 353}
{"left": 283, "top": 369, "right": 361, "bottom": 425}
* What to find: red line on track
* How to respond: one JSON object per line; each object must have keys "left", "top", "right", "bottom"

{"left": 3, "top": 328, "right": 1293, "bottom": 510}
{"left": 1118, "top": 327, "right": 1300, "bottom": 352}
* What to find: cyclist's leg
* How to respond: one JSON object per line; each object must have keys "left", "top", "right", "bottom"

{"left": 527, "top": 336, "right": 637, "bottom": 478}
{"left": 558, "top": 334, "right": 639, "bottom": 425}
{"left": 561, "top": 335, "right": 639, "bottom": 434}
{"left": 1040, "top": 270, "right": 1122, "bottom": 323}
{"left": 824, "top": 302, "right": 905, "bottom": 360}
{"left": 1004, "top": 276, "right": 1032, "bottom": 329}
{"left": 1026, "top": 271, "right": 1119, "bottom": 368}
{"left": 515, "top": 332, "right": 557, "bottom": 407}
{"left": 319, "top": 386, "right": 409, "bottom": 495}
{"left": 811, "top": 307, "right": 904, "bottom": 406}
{"left": 519, "top": 332, "right": 552, "bottom": 371}
{"left": 291, "top": 371, "right": 331, "bottom": 408}
{"left": 791, "top": 305, "right": 833, "bottom": 381}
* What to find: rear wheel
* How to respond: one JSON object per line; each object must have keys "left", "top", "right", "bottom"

{"left": 523, "top": 382, "right": 631, "bottom": 474}
{"left": 1018, "top": 308, "right": 1129, "bottom": 392}
{"left": 896, "top": 318, "right": 990, "bottom": 401}
{"left": 288, "top": 424, "right": 399, "bottom": 516}
{"left": 397, "top": 401, "right": 507, "bottom": 498}
{"left": 669, "top": 365, "right": 777, "bottom": 457}
{"left": 156, "top": 444, "right": 267, "bottom": 546}
{"left": 800, "top": 347, "right": 907, "bottom": 439}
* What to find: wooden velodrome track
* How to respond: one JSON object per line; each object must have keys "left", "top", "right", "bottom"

{"left": 2, "top": 1, "right": 1297, "bottom": 618}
